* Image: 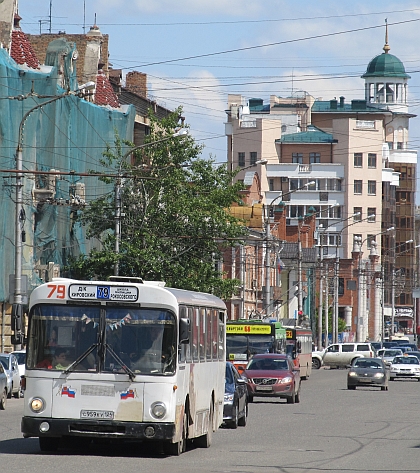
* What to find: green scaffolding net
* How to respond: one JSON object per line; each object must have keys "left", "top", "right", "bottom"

{"left": 0, "top": 46, "right": 135, "bottom": 302}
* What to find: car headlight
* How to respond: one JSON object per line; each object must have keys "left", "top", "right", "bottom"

{"left": 348, "top": 371, "right": 357, "bottom": 377}
{"left": 30, "top": 397, "right": 45, "bottom": 413}
{"left": 224, "top": 393, "right": 234, "bottom": 403}
{"left": 150, "top": 402, "right": 166, "bottom": 419}
{"left": 374, "top": 372, "right": 384, "bottom": 378}
{"left": 279, "top": 376, "right": 293, "bottom": 384}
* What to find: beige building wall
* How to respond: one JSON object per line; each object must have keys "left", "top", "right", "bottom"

{"left": 0, "top": 0, "right": 16, "bottom": 52}
{"left": 332, "top": 117, "right": 383, "bottom": 258}
{"left": 229, "top": 116, "right": 281, "bottom": 196}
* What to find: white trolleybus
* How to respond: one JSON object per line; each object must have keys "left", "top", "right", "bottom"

{"left": 21, "top": 277, "right": 227, "bottom": 455}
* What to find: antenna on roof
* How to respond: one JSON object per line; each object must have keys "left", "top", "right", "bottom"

{"left": 83, "top": 0, "right": 86, "bottom": 33}
{"left": 49, "top": 0, "right": 52, "bottom": 34}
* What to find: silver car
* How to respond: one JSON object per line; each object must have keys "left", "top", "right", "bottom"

{"left": 0, "top": 354, "right": 21, "bottom": 398}
{"left": 377, "top": 348, "right": 403, "bottom": 366}
{"left": 0, "top": 362, "right": 7, "bottom": 409}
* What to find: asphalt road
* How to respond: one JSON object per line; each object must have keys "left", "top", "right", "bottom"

{"left": 1, "top": 367, "right": 420, "bottom": 473}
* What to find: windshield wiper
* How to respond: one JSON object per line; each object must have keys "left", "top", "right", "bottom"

{"left": 64, "top": 344, "right": 98, "bottom": 375}
{"left": 104, "top": 344, "right": 136, "bottom": 381}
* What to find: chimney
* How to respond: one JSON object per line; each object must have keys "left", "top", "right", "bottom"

{"left": 125, "top": 71, "right": 147, "bottom": 97}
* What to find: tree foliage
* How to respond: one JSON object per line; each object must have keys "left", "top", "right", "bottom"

{"left": 67, "top": 108, "right": 247, "bottom": 299}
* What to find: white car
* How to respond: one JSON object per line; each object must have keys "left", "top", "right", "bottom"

{"left": 11, "top": 349, "right": 26, "bottom": 378}
{"left": 377, "top": 348, "right": 403, "bottom": 366}
{"left": 312, "top": 350, "right": 324, "bottom": 369}
{"left": 389, "top": 355, "right": 420, "bottom": 381}
{"left": 0, "top": 353, "right": 21, "bottom": 398}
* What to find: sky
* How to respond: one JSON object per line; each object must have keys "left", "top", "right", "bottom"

{"left": 17, "top": 1, "right": 420, "bottom": 174}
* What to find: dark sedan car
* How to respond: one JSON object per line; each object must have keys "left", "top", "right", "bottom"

{"left": 347, "top": 357, "right": 389, "bottom": 390}
{"left": 243, "top": 354, "right": 300, "bottom": 404}
{"left": 223, "top": 362, "right": 248, "bottom": 429}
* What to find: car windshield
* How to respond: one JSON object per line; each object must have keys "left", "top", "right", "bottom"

{"left": 393, "top": 357, "right": 419, "bottom": 365}
{"left": 226, "top": 335, "right": 274, "bottom": 361}
{"left": 248, "top": 358, "right": 289, "bottom": 370}
{"left": 0, "top": 358, "right": 7, "bottom": 370}
{"left": 12, "top": 352, "right": 26, "bottom": 364}
{"left": 354, "top": 359, "right": 382, "bottom": 369}
{"left": 383, "top": 350, "right": 401, "bottom": 357}
{"left": 225, "top": 365, "right": 234, "bottom": 384}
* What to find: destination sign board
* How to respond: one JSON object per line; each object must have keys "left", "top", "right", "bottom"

{"left": 68, "top": 284, "right": 138, "bottom": 301}
{"left": 226, "top": 324, "right": 271, "bottom": 335}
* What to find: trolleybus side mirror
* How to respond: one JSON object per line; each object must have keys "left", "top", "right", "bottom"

{"left": 179, "top": 318, "right": 190, "bottom": 344}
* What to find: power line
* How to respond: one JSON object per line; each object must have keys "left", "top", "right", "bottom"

{"left": 127, "top": 19, "right": 420, "bottom": 69}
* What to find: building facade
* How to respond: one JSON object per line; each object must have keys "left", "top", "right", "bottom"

{"left": 225, "top": 29, "right": 417, "bottom": 341}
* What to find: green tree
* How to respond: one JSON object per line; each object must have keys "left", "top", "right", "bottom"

{"left": 67, "top": 108, "right": 247, "bottom": 299}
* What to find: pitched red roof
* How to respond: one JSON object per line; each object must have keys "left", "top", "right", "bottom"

{"left": 10, "top": 23, "right": 40, "bottom": 70}
{"left": 95, "top": 71, "right": 120, "bottom": 108}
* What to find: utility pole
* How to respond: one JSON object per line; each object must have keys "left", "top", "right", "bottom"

{"left": 264, "top": 217, "right": 271, "bottom": 314}
{"left": 391, "top": 263, "right": 395, "bottom": 338}
{"left": 318, "top": 252, "right": 323, "bottom": 350}
{"left": 240, "top": 246, "right": 245, "bottom": 318}
{"left": 333, "top": 249, "right": 339, "bottom": 343}
{"left": 324, "top": 260, "right": 329, "bottom": 347}
{"left": 114, "top": 176, "right": 122, "bottom": 276}
{"left": 297, "top": 223, "right": 303, "bottom": 321}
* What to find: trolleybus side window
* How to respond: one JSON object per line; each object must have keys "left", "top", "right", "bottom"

{"left": 199, "top": 308, "right": 206, "bottom": 361}
{"left": 218, "top": 311, "right": 225, "bottom": 360}
{"left": 212, "top": 309, "right": 218, "bottom": 360}
{"left": 179, "top": 305, "right": 190, "bottom": 363}
{"left": 206, "top": 308, "right": 212, "bottom": 360}
{"left": 192, "top": 308, "right": 199, "bottom": 362}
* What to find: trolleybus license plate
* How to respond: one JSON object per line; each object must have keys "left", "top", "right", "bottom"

{"left": 80, "top": 410, "right": 114, "bottom": 419}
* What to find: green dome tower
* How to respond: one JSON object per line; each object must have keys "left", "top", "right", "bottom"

{"left": 362, "top": 21, "right": 410, "bottom": 112}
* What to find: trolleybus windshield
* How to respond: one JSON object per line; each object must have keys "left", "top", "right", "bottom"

{"left": 226, "top": 334, "right": 275, "bottom": 361}
{"left": 28, "top": 304, "right": 177, "bottom": 375}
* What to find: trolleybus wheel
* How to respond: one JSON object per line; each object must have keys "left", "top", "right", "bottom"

{"left": 195, "top": 402, "right": 213, "bottom": 448}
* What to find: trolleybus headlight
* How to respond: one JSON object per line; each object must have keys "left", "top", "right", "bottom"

{"left": 30, "top": 397, "right": 45, "bottom": 413}
{"left": 150, "top": 402, "right": 166, "bottom": 419}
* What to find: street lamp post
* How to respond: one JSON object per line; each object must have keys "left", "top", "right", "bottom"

{"left": 359, "top": 227, "right": 395, "bottom": 341}
{"left": 332, "top": 214, "right": 377, "bottom": 343}
{"left": 113, "top": 130, "right": 188, "bottom": 276}
{"left": 12, "top": 90, "right": 94, "bottom": 347}
{"left": 234, "top": 159, "right": 267, "bottom": 318}
{"left": 264, "top": 181, "right": 315, "bottom": 315}
{"left": 385, "top": 240, "right": 416, "bottom": 338}
{"left": 355, "top": 225, "right": 395, "bottom": 342}
{"left": 318, "top": 211, "right": 360, "bottom": 345}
